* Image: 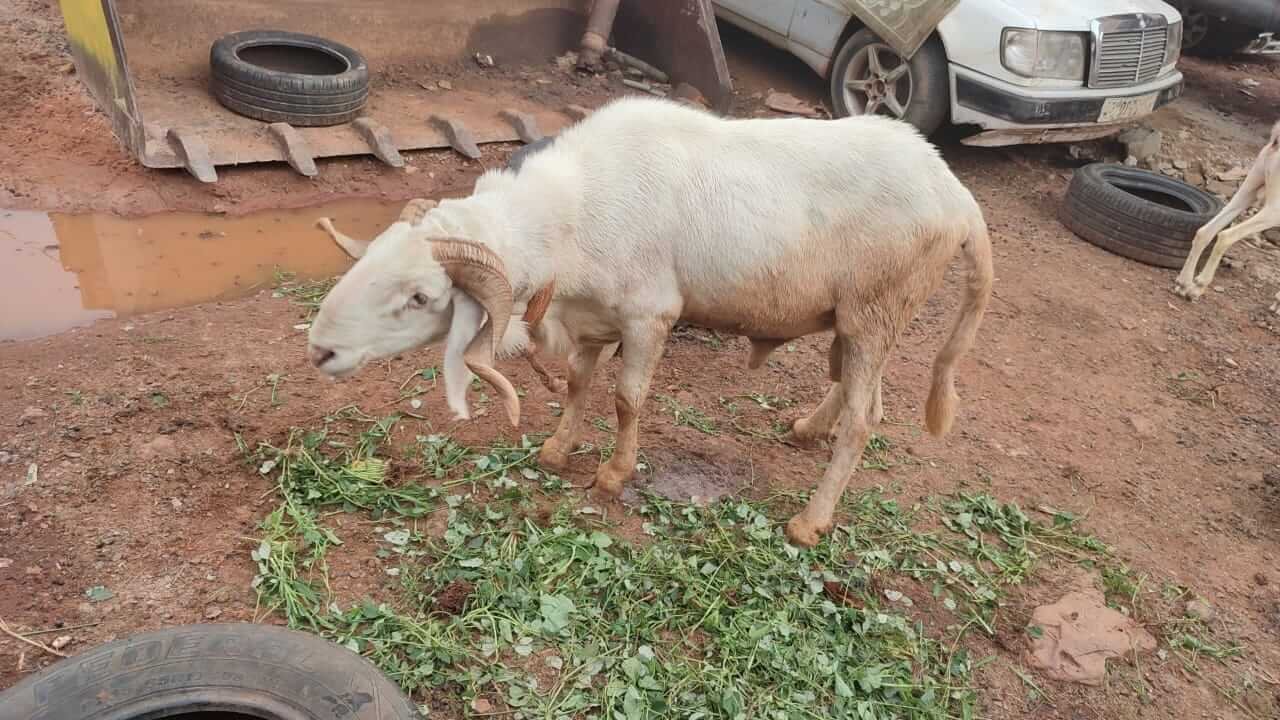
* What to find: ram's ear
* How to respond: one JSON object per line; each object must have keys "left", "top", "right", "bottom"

{"left": 442, "top": 293, "right": 486, "bottom": 421}
{"left": 316, "top": 218, "right": 370, "bottom": 259}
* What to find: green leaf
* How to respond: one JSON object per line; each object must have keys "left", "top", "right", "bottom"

{"left": 720, "top": 687, "right": 744, "bottom": 718}
{"left": 250, "top": 540, "right": 271, "bottom": 562}
{"left": 834, "top": 673, "right": 855, "bottom": 698}
{"left": 621, "top": 655, "right": 647, "bottom": 681}
{"left": 858, "top": 665, "right": 885, "bottom": 693}
{"left": 623, "top": 686, "right": 644, "bottom": 720}
{"left": 539, "top": 593, "right": 576, "bottom": 633}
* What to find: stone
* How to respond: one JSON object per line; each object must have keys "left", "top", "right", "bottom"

{"left": 672, "top": 82, "right": 709, "bottom": 108}
{"left": 1183, "top": 166, "right": 1205, "bottom": 187}
{"left": 18, "top": 407, "right": 46, "bottom": 426}
{"left": 1185, "top": 599, "right": 1214, "bottom": 623}
{"left": 765, "top": 91, "right": 820, "bottom": 117}
{"left": 1233, "top": 469, "right": 1265, "bottom": 485}
{"left": 1256, "top": 573, "right": 1270, "bottom": 586}
{"left": 140, "top": 435, "right": 177, "bottom": 459}
{"left": 50, "top": 635, "right": 72, "bottom": 651}
{"left": 1118, "top": 127, "right": 1162, "bottom": 162}
{"left": 1219, "top": 165, "right": 1249, "bottom": 182}
{"left": 204, "top": 605, "right": 223, "bottom": 620}
{"left": 1127, "top": 414, "right": 1157, "bottom": 439}
{"left": 1206, "top": 179, "right": 1236, "bottom": 198}
{"left": 1172, "top": 158, "right": 1188, "bottom": 170}
{"left": 437, "top": 80, "right": 453, "bottom": 91}
{"left": 1124, "top": 155, "right": 1138, "bottom": 166}
{"left": 0, "top": 558, "right": 11, "bottom": 569}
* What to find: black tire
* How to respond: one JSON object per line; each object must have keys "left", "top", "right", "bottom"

{"left": 829, "top": 29, "right": 949, "bottom": 136}
{"left": 210, "top": 30, "right": 370, "bottom": 127}
{"left": 1185, "top": 18, "right": 1261, "bottom": 57}
{"left": 0, "top": 623, "right": 419, "bottom": 720}
{"left": 1061, "top": 163, "right": 1224, "bottom": 269}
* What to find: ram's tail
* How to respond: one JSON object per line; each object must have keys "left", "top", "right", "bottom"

{"left": 924, "top": 218, "right": 993, "bottom": 436}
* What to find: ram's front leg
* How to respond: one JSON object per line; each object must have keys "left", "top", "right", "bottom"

{"left": 593, "top": 319, "right": 673, "bottom": 498}
{"left": 538, "top": 344, "right": 604, "bottom": 471}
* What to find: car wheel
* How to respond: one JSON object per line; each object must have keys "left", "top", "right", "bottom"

{"left": 0, "top": 623, "right": 420, "bottom": 720}
{"left": 1170, "top": 0, "right": 1211, "bottom": 48}
{"left": 829, "top": 29, "right": 949, "bottom": 135}
{"left": 1170, "top": 2, "right": 1259, "bottom": 57}
{"left": 1189, "top": 19, "right": 1261, "bottom": 57}
{"left": 1060, "top": 163, "right": 1224, "bottom": 269}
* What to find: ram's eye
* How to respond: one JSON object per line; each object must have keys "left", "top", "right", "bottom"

{"left": 409, "top": 292, "right": 429, "bottom": 308}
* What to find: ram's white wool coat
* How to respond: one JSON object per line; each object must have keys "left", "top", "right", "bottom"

{"left": 308, "top": 95, "right": 993, "bottom": 545}
{"left": 312, "top": 96, "right": 984, "bottom": 406}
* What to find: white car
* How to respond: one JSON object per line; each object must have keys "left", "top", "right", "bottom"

{"left": 713, "top": 0, "right": 1186, "bottom": 146}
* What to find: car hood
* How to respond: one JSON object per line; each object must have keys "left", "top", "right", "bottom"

{"left": 980, "top": 0, "right": 1181, "bottom": 29}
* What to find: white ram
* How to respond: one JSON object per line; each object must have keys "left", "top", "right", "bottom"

{"left": 307, "top": 96, "right": 994, "bottom": 546}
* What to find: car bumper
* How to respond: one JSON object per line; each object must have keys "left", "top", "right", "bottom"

{"left": 950, "top": 66, "right": 1183, "bottom": 140}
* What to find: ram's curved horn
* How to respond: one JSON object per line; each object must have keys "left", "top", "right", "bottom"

{"left": 398, "top": 198, "right": 438, "bottom": 226}
{"left": 430, "top": 238, "right": 519, "bottom": 426}
{"left": 315, "top": 217, "right": 370, "bottom": 259}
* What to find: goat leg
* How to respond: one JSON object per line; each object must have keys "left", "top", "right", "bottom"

{"left": 525, "top": 349, "right": 568, "bottom": 394}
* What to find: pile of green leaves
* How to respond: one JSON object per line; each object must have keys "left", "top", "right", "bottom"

{"left": 272, "top": 270, "right": 338, "bottom": 321}
{"left": 247, "top": 413, "right": 1118, "bottom": 719}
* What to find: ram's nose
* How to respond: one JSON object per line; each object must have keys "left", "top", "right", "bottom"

{"left": 308, "top": 344, "right": 336, "bottom": 368}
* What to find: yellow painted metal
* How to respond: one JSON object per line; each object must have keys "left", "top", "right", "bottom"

{"left": 59, "top": 0, "right": 123, "bottom": 97}
{"left": 57, "top": 0, "right": 142, "bottom": 155}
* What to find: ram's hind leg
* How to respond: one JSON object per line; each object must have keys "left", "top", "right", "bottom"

{"left": 786, "top": 327, "right": 890, "bottom": 548}
{"left": 792, "top": 336, "right": 884, "bottom": 448}
{"left": 791, "top": 337, "right": 845, "bottom": 446}
{"left": 538, "top": 344, "right": 605, "bottom": 472}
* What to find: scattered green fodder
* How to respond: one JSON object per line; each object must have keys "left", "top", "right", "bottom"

{"left": 245, "top": 413, "right": 1243, "bottom": 720}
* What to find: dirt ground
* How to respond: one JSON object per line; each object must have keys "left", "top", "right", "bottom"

{"left": 3, "top": 3, "right": 1280, "bottom": 719}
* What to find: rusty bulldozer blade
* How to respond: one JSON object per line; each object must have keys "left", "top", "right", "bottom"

{"left": 58, "top": 0, "right": 732, "bottom": 182}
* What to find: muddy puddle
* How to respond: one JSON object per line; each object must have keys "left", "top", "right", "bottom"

{"left": 0, "top": 200, "right": 403, "bottom": 342}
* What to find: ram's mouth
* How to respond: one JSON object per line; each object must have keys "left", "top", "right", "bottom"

{"left": 317, "top": 352, "right": 368, "bottom": 379}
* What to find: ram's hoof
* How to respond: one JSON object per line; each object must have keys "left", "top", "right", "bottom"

{"left": 538, "top": 440, "right": 571, "bottom": 472}
{"left": 784, "top": 514, "right": 829, "bottom": 548}
{"left": 788, "top": 417, "right": 830, "bottom": 450}
{"left": 1173, "top": 281, "right": 1205, "bottom": 301}
{"left": 591, "top": 463, "right": 629, "bottom": 499}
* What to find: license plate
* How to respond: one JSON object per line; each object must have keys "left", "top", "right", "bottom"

{"left": 1097, "top": 92, "right": 1159, "bottom": 123}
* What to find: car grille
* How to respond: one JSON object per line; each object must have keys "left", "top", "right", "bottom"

{"left": 1091, "top": 19, "right": 1168, "bottom": 89}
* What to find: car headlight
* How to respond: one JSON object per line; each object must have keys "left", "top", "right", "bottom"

{"left": 1001, "top": 28, "right": 1087, "bottom": 80}
{"left": 1165, "top": 21, "right": 1183, "bottom": 66}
